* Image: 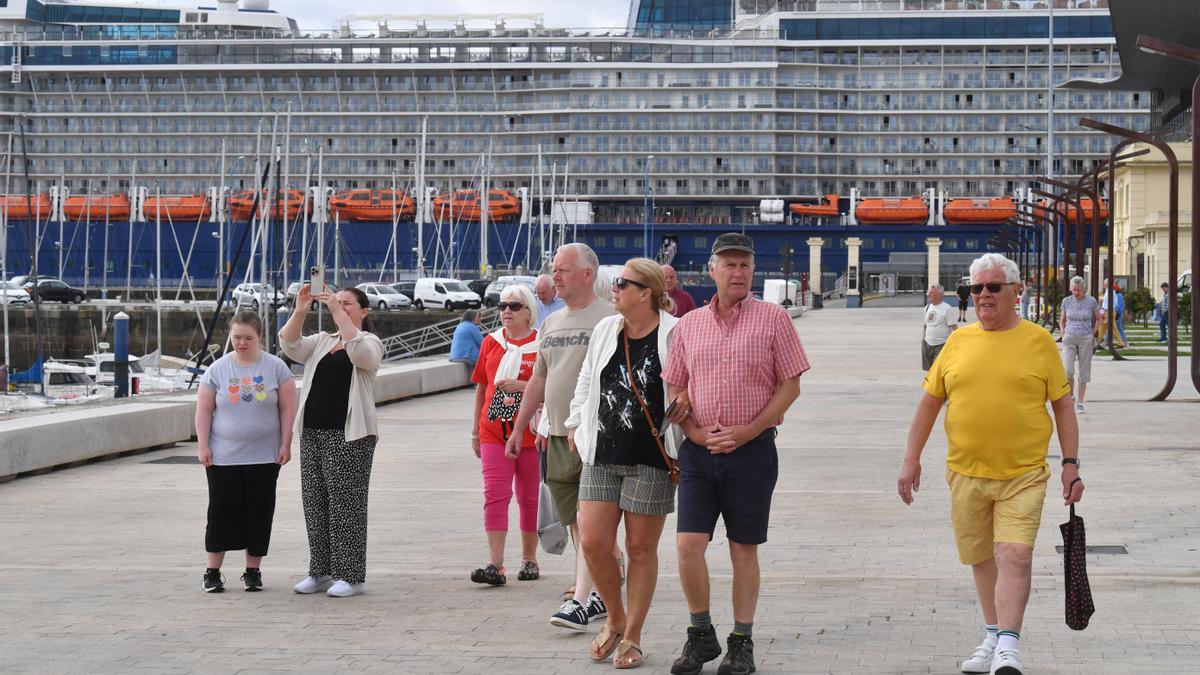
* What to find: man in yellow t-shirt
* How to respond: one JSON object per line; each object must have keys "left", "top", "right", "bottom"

{"left": 897, "top": 253, "right": 1086, "bottom": 675}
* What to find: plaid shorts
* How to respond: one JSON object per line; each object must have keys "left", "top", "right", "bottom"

{"left": 579, "top": 462, "right": 676, "bottom": 516}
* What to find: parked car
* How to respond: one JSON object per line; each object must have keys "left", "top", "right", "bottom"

{"left": 20, "top": 277, "right": 86, "bottom": 303}
{"left": 413, "top": 277, "right": 481, "bottom": 311}
{"left": 483, "top": 275, "right": 537, "bottom": 307}
{"left": 2, "top": 281, "right": 30, "bottom": 305}
{"left": 390, "top": 280, "right": 416, "bottom": 300}
{"left": 231, "top": 282, "right": 285, "bottom": 309}
{"left": 466, "top": 278, "right": 492, "bottom": 298}
{"left": 356, "top": 283, "right": 412, "bottom": 310}
{"left": 285, "top": 282, "right": 318, "bottom": 310}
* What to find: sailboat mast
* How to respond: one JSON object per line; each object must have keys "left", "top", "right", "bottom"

{"left": 391, "top": 171, "right": 399, "bottom": 283}
{"left": 2, "top": 132, "right": 12, "bottom": 371}
{"left": 126, "top": 163, "right": 135, "bottom": 301}
{"left": 154, "top": 182, "right": 163, "bottom": 376}
{"left": 101, "top": 173, "right": 110, "bottom": 298}
{"left": 479, "top": 150, "right": 488, "bottom": 277}
{"left": 83, "top": 178, "right": 91, "bottom": 292}
{"left": 216, "top": 141, "right": 227, "bottom": 307}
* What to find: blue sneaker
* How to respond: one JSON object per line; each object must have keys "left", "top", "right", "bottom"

{"left": 549, "top": 598, "right": 589, "bottom": 631}
{"left": 586, "top": 591, "right": 608, "bottom": 621}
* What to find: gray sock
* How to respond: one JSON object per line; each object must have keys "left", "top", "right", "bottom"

{"left": 733, "top": 621, "right": 753, "bottom": 638}
{"left": 690, "top": 611, "right": 712, "bottom": 630}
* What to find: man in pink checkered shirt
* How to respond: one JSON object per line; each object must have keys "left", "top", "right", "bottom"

{"left": 663, "top": 233, "right": 810, "bottom": 675}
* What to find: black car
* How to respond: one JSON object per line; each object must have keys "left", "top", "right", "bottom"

{"left": 389, "top": 280, "right": 416, "bottom": 300}
{"left": 22, "top": 277, "right": 86, "bottom": 303}
{"left": 466, "top": 278, "right": 491, "bottom": 298}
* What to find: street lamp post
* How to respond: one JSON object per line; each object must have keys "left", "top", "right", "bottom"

{"left": 642, "top": 154, "right": 654, "bottom": 258}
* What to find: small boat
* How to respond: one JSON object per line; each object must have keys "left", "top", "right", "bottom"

{"left": 0, "top": 194, "right": 52, "bottom": 220}
{"left": 855, "top": 196, "right": 929, "bottom": 224}
{"left": 432, "top": 189, "right": 521, "bottom": 222}
{"left": 330, "top": 189, "right": 416, "bottom": 222}
{"left": 789, "top": 194, "right": 840, "bottom": 218}
{"left": 1065, "top": 198, "right": 1109, "bottom": 225}
{"left": 63, "top": 194, "right": 131, "bottom": 221}
{"left": 229, "top": 189, "right": 309, "bottom": 221}
{"left": 943, "top": 197, "right": 1017, "bottom": 225}
{"left": 144, "top": 194, "right": 211, "bottom": 221}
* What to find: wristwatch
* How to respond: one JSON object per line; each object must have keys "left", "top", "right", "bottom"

{"left": 1061, "top": 457, "right": 1080, "bottom": 468}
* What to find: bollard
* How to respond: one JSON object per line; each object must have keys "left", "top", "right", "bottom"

{"left": 114, "top": 311, "right": 130, "bottom": 398}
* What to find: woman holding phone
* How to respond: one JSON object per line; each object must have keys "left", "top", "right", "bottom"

{"left": 565, "top": 258, "right": 689, "bottom": 668}
{"left": 279, "top": 281, "right": 384, "bottom": 597}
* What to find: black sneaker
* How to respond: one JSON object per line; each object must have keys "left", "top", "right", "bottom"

{"left": 202, "top": 568, "right": 224, "bottom": 593}
{"left": 549, "top": 598, "right": 589, "bottom": 631}
{"left": 470, "top": 563, "right": 507, "bottom": 586}
{"left": 671, "top": 624, "right": 723, "bottom": 675}
{"left": 717, "top": 634, "right": 755, "bottom": 675}
{"left": 517, "top": 560, "right": 540, "bottom": 581}
{"left": 241, "top": 568, "right": 263, "bottom": 592}
{"left": 585, "top": 591, "right": 607, "bottom": 621}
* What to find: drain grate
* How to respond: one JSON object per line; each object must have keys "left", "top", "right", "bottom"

{"left": 1055, "top": 545, "right": 1128, "bottom": 555}
{"left": 144, "top": 456, "right": 199, "bottom": 465}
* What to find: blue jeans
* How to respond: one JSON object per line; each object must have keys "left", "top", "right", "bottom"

{"left": 1159, "top": 315, "right": 1169, "bottom": 341}
{"left": 1115, "top": 312, "right": 1127, "bottom": 344}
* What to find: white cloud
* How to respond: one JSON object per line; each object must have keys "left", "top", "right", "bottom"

{"left": 270, "top": 0, "right": 631, "bottom": 31}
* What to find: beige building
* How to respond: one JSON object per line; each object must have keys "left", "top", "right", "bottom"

{"left": 1111, "top": 142, "right": 1193, "bottom": 292}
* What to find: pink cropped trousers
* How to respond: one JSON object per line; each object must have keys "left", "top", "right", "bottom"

{"left": 480, "top": 442, "right": 539, "bottom": 533}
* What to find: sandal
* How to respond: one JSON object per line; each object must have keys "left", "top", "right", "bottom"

{"left": 517, "top": 560, "right": 540, "bottom": 581}
{"left": 613, "top": 639, "right": 643, "bottom": 669}
{"left": 470, "top": 563, "right": 506, "bottom": 586}
{"left": 589, "top": 624, "right": 623, "bottom": 662}
{"left": 561, "top": 584, "right": 576, "bottom": 602}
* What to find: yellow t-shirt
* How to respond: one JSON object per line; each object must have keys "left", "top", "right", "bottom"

{"left": 923, "top": 320, "right": 1071, "bottom": 480}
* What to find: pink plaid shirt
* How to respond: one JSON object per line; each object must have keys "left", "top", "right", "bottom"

{"left": 663, "top": 295, "right": 810, "bottom": 429}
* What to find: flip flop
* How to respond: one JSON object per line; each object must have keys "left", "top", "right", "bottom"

{"left": 589, "top": 624, "right": 623, "bottom": 662}
{"left": 613, "top": 639, "right": 643, "bottom": 669}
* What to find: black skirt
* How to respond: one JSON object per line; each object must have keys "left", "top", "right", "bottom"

{"left": 205, "top": 463, "right": 281, "bottom": 556}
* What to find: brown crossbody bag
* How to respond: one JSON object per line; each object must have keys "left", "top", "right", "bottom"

{"left": 623, "top": 331, "right": 680, "bottom": 484}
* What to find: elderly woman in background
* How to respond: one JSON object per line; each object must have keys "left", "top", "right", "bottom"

{"left": 469, "top": 283, "right": 541, "bottom": 586}
{"left": 280, "top": 284, "right": 384, "bottom": 598}
{"left": 567, "top": 258, "right": 689, "bottom": 669}
{"left": 1059, "top": 276, "right": 1101, "bottom": 415}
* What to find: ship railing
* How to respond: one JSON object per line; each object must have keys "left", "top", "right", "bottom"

{"left": 381, "top": 308, "right": 500, "bottom": 363}
{"left": 824, "top": 275, "right": 848, "bottom": 301}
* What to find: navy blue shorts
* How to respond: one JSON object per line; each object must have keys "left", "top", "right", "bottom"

{"left": 676, "top": 430, "right": 779, "bottom": 545}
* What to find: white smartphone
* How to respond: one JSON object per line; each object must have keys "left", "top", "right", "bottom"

{"left": 309, "top": 265, "right": 326, "bottom": 296}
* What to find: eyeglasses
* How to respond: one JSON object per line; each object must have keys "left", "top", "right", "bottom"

{"left": 496, "top": 302, "right": 525, "bottom": 312}
{"left": 612, "top": 277, "right": 649, "bottom": 290}
{"left": 970, "top": 282, "right": 1015, "bottom": 295}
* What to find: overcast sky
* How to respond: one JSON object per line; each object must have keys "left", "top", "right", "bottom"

{"left": 276, "top": 0, "right": 632, "bottom": 31}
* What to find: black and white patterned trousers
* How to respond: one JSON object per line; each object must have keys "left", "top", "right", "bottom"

{"left": 300, "top": 427, "right": 377, "bottom": 585}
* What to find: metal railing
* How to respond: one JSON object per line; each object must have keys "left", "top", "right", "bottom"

{"left": 381, "top": 308, "right": 499, "bottom": 362}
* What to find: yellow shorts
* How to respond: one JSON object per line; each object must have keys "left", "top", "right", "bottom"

{"left": 946, "top": 464, "right": 1050, "bottom": 565}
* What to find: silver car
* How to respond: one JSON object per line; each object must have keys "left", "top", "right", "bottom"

{"left": 356, "top": 283, "right": 412, "bottom": 310}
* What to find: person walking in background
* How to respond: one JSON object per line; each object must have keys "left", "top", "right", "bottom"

{"left": 280, "top": 285, "right": 384, "bottom": 598}
{"left": 1157, "top": 281, "right": 1171, "bottom": 342}
{"left": 1098, "top": 279, "right": 1125, "bottom": 349}
{"left": 1020, "top": 278, "right": 1032, "bottom": 320}
{"left": 665, "top": 233, "right": 810, "bottom": 675}
{"left": 469, "top": 284, "right": 541, "bottom": 586}
{"left": 922, "top": 284, "right": 957, "bottom": 371}
{"left": 566, "top": 258, "right": 690, "bottom": 668}
{"left": 505, "top": 242, "right": 619, "bottom": 631}
{"left": 898, "top": 253, "right": 1084, "bottom": 675}
{"left": 663, "top": 264, "right": 696, "bottom": 317}
{"left": 450, "top": 309, "right": 484, "bottom": 368}
{"left": 534, "top": 274, "right": 566, "bottom": 330}
{"left": 1059, "top": 276, "right": 1101, "bottom": 415}
{"left": 1114, "top": 284, "right": 1128, "bottom": 347}
{"left": 195, "top": 311, "right": 297, "bottom": 593}
{"left": 956, "top": 280, "right": 971, "bottom": 322}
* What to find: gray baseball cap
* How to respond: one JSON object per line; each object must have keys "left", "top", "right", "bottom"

{"left": 711, "top": 232, "right": 755, "bottom": 255}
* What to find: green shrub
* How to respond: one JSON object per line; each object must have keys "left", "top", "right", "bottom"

{"left": 1126, "top": 287, "right": 1155, "bottom": 327}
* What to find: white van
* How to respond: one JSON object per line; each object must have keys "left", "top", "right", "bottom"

{"left": 413, "top": 277, "right": 481, "bottom": 311}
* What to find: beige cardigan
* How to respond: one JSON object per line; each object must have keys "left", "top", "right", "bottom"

{"left": 279, "top": 329, "right": 384, "bottom": 442}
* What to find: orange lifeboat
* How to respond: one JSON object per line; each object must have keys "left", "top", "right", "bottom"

{"left": 330, "top": 189, "right": 416, "bottom": 222}
{"left": 789, "top": 194, "right": 840, "bottom": 218}
{"left": 0, "top": 194, "right": 52, "bottom": 220}
{"left": 229, "top": 189, "right": 309, "bottom": 221}
{"left": 432, "top": 189, "right": 521, "bottom": 222}
{"left": 1065, "top": 198, "right": 1109, "bottom": 225}
{"left": 63, "top": 194, "right": 131, "bottom": 221}
{"left": 854, "top": 196, "right": 928, "bottom": 225}
{"left": 943, "top": 197, "right": 1017, "bottom": 225}
{"left": 144, "top": 195, "right": 211, "bottom": 221}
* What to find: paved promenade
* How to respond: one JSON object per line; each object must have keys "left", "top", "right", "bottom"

{"left": 2, "top": 307, "right": 1197, "bottom": 673}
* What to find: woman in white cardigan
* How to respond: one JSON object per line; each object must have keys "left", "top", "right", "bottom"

{"left": 279, "top": 284, "right": 384, "bottom": 598}
{"left": 566, "top": 258, "right": 690, "bottom": 669}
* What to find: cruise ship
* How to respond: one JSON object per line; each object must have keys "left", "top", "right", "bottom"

{"left": 0, "top": 0, "right": 1143, "bottom": 291}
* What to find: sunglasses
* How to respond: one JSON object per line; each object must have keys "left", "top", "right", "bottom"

{"left": 970, "top": 282, "right": 1015, "bottom": 295}
{"left": 496, "top": 302, "right": 525, "bottom": 312}
{"left": 612, "top": 277, "right": 648, "bottom": 290}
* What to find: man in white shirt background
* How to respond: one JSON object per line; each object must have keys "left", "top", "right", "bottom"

{"left": 922, "top": 284, "right": 957, "bottom": 371}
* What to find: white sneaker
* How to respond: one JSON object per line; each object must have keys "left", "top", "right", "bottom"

{"left": 326, "top": 580, "right": 365, "bottom": 597}
{"left": 1075, "top": 402, "right": 1085, "bottom": 414}
{"left": 293, "top": 575, "right": 333, "bottom": 594}
{"left": 961, "top": 636, "right": 996, "bottom": 673}
{"left": 990, "top": 648, "right": 1023, "bottom": 675}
